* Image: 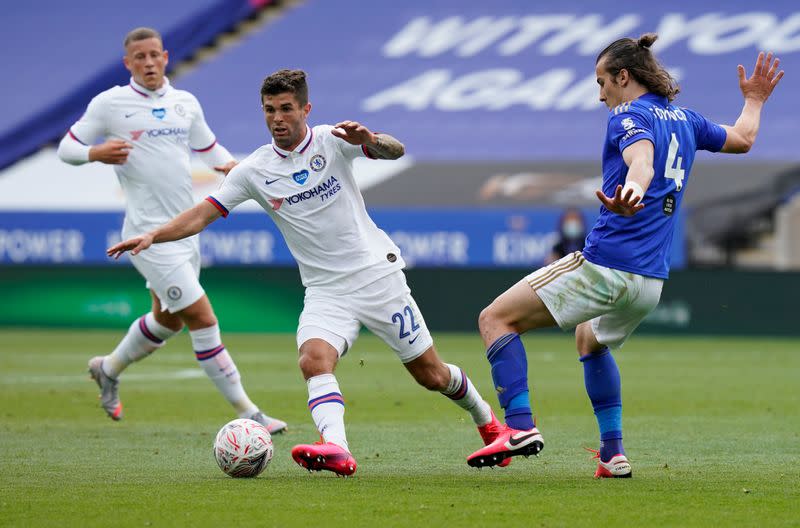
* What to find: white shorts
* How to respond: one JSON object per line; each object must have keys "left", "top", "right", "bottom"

{"left": 297, "top": 270, "right": 434, "bottom": 363}
{"left": 129, "top": 246, "right": 205, "bottom": 313}
{"left": 527, "top": 252, "right": 663, "bottom": 349}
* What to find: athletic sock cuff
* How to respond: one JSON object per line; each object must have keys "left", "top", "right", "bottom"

{"left": 579, "top": 346, "right": 610, "bottom": 362}
{"left": 486, "top": 333, "right": 519, "bottom": 361}
{"left": 442, "top": 363, "right": 468, "bottom": 399}
{"left": 138, "top": 313, "right": 176, "bottom": 344}
{"left": 307, "top": 373, "right": 342, "bottom": 402}
{"left": 190, "top": 324, "right": 222, "bottom": 352}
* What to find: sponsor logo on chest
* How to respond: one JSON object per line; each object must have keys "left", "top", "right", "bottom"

{"left": 269, "top": 175, "right": 341, "bottom": 211}
{"left": 124, "top": 100, "right": 190, "bottom": 141}
{"left": 129, "top": 127, "right": 189, "bottom": 141}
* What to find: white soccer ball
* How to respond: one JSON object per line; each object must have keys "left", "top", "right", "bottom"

{"left": 213, "top": 418, "right": 274, "bottom": 478}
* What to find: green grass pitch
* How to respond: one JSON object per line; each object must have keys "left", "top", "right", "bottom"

{"left": 1, "top": 329, "right": 798, "bottom": 527}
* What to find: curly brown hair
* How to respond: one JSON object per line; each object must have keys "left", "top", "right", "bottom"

{"left": 596, "top": 33, "right": 680, "bottom": 102}
{"left": 260, "top": 69, "right": 309, "bottom": 106}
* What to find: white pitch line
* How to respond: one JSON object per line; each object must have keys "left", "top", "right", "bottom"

{"left": 0, "top": 369, "right": 205, "bottom": 385}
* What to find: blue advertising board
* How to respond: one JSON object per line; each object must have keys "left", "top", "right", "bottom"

{"left": 0, "top": 209, "right": 685, "bottom": 270}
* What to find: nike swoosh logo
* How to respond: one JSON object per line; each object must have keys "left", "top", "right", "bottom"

{"left": 408, "top": 335, "right": 419, "bottom": 344}
{"left": 507, "top": 432, "right": 537, "bottom": 447}
{"left": 125, "top": 112, "right": 139, "bottom": 118}
{"left": 265, "top": 178, "right": 279, "bottom": 185}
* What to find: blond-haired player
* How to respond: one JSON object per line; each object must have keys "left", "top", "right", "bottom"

{"left": 57, "top": 27, "right": 286, "bottom": 433}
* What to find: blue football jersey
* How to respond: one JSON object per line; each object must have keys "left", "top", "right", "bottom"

{"left": 582, "top": 93, "right": 727, "bottom": 279}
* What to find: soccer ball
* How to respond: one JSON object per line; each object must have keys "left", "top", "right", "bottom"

{"left": 213, "top": 418, "right": 274, "bottom": 478}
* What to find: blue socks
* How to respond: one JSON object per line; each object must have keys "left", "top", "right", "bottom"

{"left": 487, "top": 333, "right": 534, "bottom": 430}
{"left": 581, "top": 347, "right": 624, "bottom": 461}
{"left": 486, "top": 333, "right": 626, "bottom": 460}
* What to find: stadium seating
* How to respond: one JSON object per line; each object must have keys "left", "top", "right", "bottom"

{"left": 178, "top": 0, "right": 796, "bottom": 161}
{"left": 0, "top": 0, "right": 270, "bottom": 170}
{"left": 1, "top": 0, "right": 798, "bottom": 268}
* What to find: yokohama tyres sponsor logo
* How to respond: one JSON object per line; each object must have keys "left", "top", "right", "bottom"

{"left": 130, "top": 127, "right": 189, "bottom": 141}
{"left": 285, "top": 175, "right": 341, "bottom": 205}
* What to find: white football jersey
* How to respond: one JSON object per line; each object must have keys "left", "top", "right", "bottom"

{"left": 69, "top": 77, "right": 217, "bottom": 255}
{"left": 208, "top": 125, "right": 405, "bottom": 291}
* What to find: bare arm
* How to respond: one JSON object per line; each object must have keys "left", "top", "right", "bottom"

{"left": 363, "top": 133, "right": 405, "bottom": 160}
{"left": 595, "top": 139, "right": 654, "bottom": 217}
{"left": 721, "top": 52, "right": 784, "bottom": 154}
{"left": 331, "top": 120, "right": 405, "bottom": 160}
{"left": 107, "top": 200, "right": 221, "bottom": 259}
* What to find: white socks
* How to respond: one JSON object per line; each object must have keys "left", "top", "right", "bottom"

{"left": 102, "top": 313, "right": 177, "bottom": 379}
{"left": 442, "top": 363, "right": 493, "bottom": 426}
{"left": 307, "top": 373, "right": 348, "bottom": 451}
{"left": 303, "top": 367, "right": 488, "bottom": 453}
{"left": 190, "top": 324, "right": 258, "bottom": 417}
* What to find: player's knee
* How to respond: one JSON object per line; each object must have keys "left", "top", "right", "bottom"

{"left": 479, "top": 303, "right": 515, "bottom": 336}
{"left": 576, "top": 333, "right": 591, "bottom": 357}
{"left": 575, "top": 323, "right": 603, "bottom": 356}
{"left": 297, "top": 350, "right": 333, "bottom": 379}
{"left": 297, "top": 352, "right": 315, "bottom": 376}
{"left": 478, "top": 304, "right": 497, "bottom": 333}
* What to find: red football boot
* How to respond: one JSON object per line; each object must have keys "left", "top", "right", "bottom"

{"left": 476, "top": 410, "right": 512, "bottom": 467}
{"left": 467, "top": 425, "right": 544, "bottom": 468}
{"left": 291, "top": 441, "right": 357, "bottom": 477}
{"left": 585, "top": 448, "right": 632, "bottom": 478}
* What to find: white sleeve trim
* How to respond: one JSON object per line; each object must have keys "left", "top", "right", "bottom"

{"left": 195, "top": 142, "right": 235, "bottom": 172}
{"left": 57, "top": 132, "right": 91, "bottom": 165}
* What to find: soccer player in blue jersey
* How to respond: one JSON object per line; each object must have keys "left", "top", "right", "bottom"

{"left": 467, "top": 33, "right": 784, "bottom": 477}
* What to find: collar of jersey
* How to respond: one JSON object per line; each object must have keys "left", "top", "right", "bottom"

{"left": 637, "top": 92, "right": 669, "bottom": 107}
{"left": 129, "top": 76, "right": 171, "bottom": 99}
{"left": 272, "top": 126, "right": 313, "bottom": 158}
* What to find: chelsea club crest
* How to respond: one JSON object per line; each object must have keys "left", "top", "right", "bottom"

{"left": 309, "top": 154, "right": 326, "bottom": 172}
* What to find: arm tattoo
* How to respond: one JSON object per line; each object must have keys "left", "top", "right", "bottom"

{"left": 365, "top": 134, "right": 405, "bottom": 160}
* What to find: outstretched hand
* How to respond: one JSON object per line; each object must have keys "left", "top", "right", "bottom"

{"left": 107, "top": 234, "right": 154, "bottom": 259}
{"left": 331, "top": 120, "right": 376, "bottom": 146}
{"left": 738, "top": 51, "right": 784, "bottom": 104}
{"left": 596, "top": 184, "right": 644, "bottom": 217}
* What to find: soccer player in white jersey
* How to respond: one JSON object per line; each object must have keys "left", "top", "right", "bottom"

{"left": 467, "top": 35, "right": 783, "bottom": 477}
{"left": 108, "top": 69, "right": 505, "bottom": 476}
{"left": 57, "top": 27, "right": 286, "bottom": 433}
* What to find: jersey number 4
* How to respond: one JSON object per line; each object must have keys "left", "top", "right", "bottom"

{"left": 665, "top": 133, "right": 685, "bottom": 191}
